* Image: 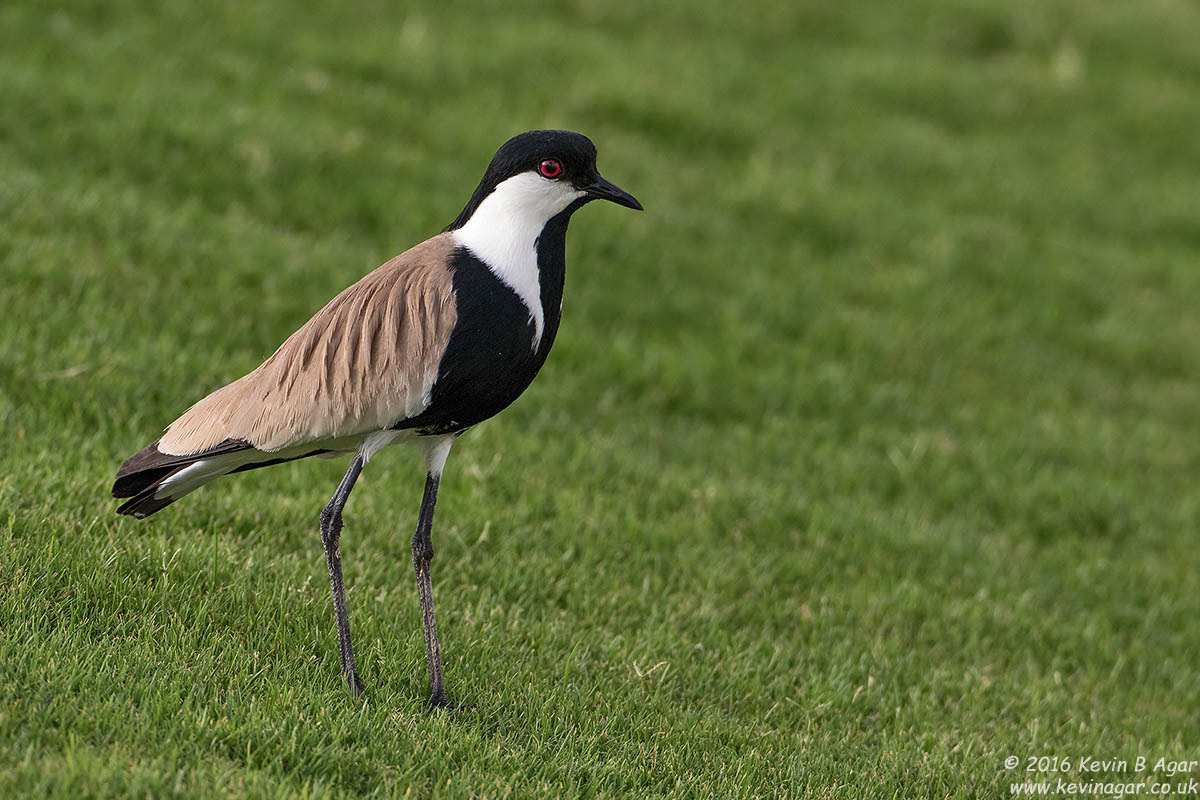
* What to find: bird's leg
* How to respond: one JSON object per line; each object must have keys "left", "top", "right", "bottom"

{"left": 319, "top": 454, "right": 366, "bottom": 696}
{"left": 411, "top": 470, "right": 447, "bottom": 707}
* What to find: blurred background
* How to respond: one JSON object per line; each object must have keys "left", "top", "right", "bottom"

{"left": 2, "top": 0, "right": 1198, "bottom": 796}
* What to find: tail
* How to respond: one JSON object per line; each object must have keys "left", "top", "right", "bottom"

{"left": 112, "top": 438, "right": 252, "bottom": 518}
{"left": 112, "top": 438, "right": 331, "bottom": 519}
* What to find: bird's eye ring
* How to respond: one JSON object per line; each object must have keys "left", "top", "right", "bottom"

{"left": 538, "top": 159, "right": 563, "bottom": 179}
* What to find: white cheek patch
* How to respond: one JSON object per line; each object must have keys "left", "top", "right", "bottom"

{"left": 452, "top": 172, "right": 585, "bottom": 349}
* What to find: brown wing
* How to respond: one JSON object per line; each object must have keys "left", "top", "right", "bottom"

{"left": 157, "top": 233, "right": 458, "bottom": 456}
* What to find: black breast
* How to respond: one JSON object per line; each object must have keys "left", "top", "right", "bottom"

{"left": 398, "top": 209, "right": 572, "bottom": 436}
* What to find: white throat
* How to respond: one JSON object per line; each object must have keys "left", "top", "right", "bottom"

{"left": 452, "top": 172, "right": 585, "bottom": 349}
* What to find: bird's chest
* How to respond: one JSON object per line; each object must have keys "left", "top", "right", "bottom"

{"left": 410, "top": 249, "right": 559, "bottom": 434}
{"left": 452, "top": 277, "right": 542, "bottom": 390}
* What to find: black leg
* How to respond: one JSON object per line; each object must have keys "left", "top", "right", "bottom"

{"left": 411, "top": 471, "right": 447, "bottom": 707}
{"left": 320, "top": 455, "right": 366, "bottom": 696}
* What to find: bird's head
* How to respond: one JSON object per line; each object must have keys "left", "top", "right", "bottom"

{"left": 447, "top": 130, "right": 642, "bottom": 232}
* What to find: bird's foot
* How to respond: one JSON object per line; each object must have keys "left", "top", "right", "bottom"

{"left": 346, "top": 670, "right": 366, "bottom": 697}
{"left": 427, "top": 690, "right": 476, "bottom": 713}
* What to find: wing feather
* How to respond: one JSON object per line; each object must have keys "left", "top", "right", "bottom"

{"left": 157, "top": 233, "right": 458, "bottom": 456}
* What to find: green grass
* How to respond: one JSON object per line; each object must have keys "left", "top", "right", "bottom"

{"left": 2, "top": 0, "right": 1200, "bottom": 796}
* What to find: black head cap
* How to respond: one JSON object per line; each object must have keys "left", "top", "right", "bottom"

{"left": 447, "top": 130, "right": 642, "bottom": 230}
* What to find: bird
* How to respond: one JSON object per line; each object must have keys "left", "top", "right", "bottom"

{"left": 111, "top": 130, "right": 642, "bottom": 707}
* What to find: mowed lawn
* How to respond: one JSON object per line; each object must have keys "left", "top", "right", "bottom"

{"left": 2, "top": 0, "right": 1199, "bottom": 797}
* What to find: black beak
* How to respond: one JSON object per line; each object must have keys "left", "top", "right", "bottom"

{"left": 586, "top": 175, "right": 643, "bottom": 211}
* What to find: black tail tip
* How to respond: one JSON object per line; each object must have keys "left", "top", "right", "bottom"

{"left": 115, "top": 490, "right": 178, "bottom": 519}
{"left": 112, "top": 441, "right": 173, "bottom": 499}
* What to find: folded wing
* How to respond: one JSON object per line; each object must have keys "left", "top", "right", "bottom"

{"left": 158, "top": 233, "right": 459, "bottom": 457}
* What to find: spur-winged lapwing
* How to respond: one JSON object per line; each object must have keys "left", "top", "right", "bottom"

{"left": 112, "top": 130, "right": 642, "bottom": 706}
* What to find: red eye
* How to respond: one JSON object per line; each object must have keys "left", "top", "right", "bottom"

{"left": 538, "top": 159, "right": 563, "bottom": 179}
